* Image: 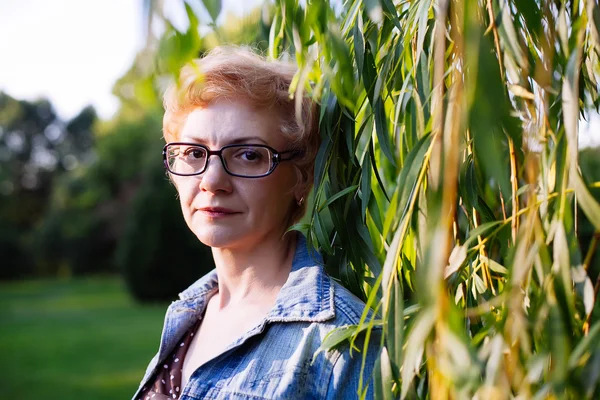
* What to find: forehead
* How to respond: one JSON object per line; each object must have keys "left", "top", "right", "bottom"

{"left": 179, "top": 99, "right": 284, "bottom": 149}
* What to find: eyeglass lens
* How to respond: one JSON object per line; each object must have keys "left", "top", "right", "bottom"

{"left": 166, "top": 144, "right": 273, "bottom": 177}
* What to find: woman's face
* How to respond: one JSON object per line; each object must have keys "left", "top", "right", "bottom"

{"left": 172, "top": 98, "right": 300, "bottom": 250}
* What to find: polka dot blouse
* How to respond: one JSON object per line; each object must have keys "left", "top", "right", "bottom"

{"left": 138, "top": 319, "right": 201, "bottom": 400}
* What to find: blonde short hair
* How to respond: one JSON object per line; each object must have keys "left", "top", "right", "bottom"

{"left": 162, "top": 46, "right": 320, "bottom": 224}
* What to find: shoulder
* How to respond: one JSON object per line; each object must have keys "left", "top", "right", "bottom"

{"left": 330, "top": 277, "right": 378, "bottom": 327}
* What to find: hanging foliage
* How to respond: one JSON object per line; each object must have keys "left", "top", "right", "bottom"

{"left": 271, "top": 0, "right": 600, "bottom": 398}
{"left": 144, "top": 0, "right": 600, "bottom": 397}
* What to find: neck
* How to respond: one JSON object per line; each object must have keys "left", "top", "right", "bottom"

{"left": 211, "top": 231, "right": 297, "bottom": 310}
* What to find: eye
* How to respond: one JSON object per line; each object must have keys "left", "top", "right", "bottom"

{"left": 235, "top": 149, "right": 263, "bottom": 162}
{"left": 183, "top": 147, "right": 206, "bottom": 160}
{"left": 242, "top": 150, "right": 261, "bottom": 161}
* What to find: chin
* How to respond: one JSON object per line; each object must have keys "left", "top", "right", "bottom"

{"left": 193, "top": 226, "right": 252, "bottom": 249}
{"left": 185, "top": 211, "right": 245, "bottom": 248}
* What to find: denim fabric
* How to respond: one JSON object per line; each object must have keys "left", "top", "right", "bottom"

{"left": 133, "top": 235, "right": 381, "bottom": 400}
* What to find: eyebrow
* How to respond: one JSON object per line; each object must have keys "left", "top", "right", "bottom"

{"left": 180, "top": 136, "right": 269, "bottom": 146}
{"left": 228, "top": 136, "right": 268, "bottom": 145}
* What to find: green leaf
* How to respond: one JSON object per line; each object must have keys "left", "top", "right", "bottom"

{"left": 380, "top": 0, "right": 401, "bottom": 30}
{"left": 353, "top": 207, "right": 383, "bottom": 276}
{"left": 496, "top": 0, "right": 527, "bottom": 70}
{"left": 185, "top": 2, "right": 200, "bottom": 31}
{"left": 515, "top": 0, "right": 542, "bottom": 40}
{"left": 353, "top": 15, "right": 365, "bottom": 88}
{"left": 381, "top": 212, "right": 403, "bottom": 293}
{"left": 286, "top": 223, "right": 311, "bottom": 235}
{"left": 572, "top": 171, "right": 600, "bottom": 231}
{"left": 315, "top": 320, "right": 384, "bottom": 359}
{"left": 414, "top": 0, "right": 432, "bottom": 65}
{"left": 365, "top": 0, "right": 383, "bottom": 24}
{"left": 373, "top": 54, "right": 393, "bottom": 108}
{"left": 558, "top": 5, "right": 569, "bottom": 56}
{"left": 464, "top": 221, "right": 503, "bottom": 248}
{"left": 481, "top": 255, "right": 508, "bottom": 275}
{"left": 472, "top": 273, "right": 487, "bottom": 295}
{"left": 374, "top": 347, "right": 394, "bottom": 400}
{"left": 396, "top": 133, "right": 431, "bottom": 218}
{"left": 314, "top": 134, "right": 332, "bottom": 192}
{"left": 547, "top": 304, "right": 570, "bottom": 383}
{"left": 444, "top": 245, "right": 467, "bottom": 278}
{"left": 341, "top": 0, "right": 362, "bottom": 37}
{"left": 361, "top": 149, "right": 372, "bottom": 220}
{"left": 572, "top": 265, "right": 595, "bottom": 317}
{"left": 315, "top": 325, "right": 357, "bottom": 357}
{"left": 268, "top": 12, "right": 283, "bottom": 59}
{"left": 467, "top": 11, "right": 512, "bottom": 199}
{"left": 314, "top": 211, "right": 333, "bottom": 254}
{"left": 318, "top": 185, "right": 359, "bottom": 212}
{"left": 386, "top": 275, "right": 403, "bottom": 375}
{"left": 562, "top": 30, "right": 584, "bottom": 169}
{"left": 553, "top": 222, "right": 575, "bottom": 335}
{"left": 373, "top": 98, "right": 397, "bottom": 167}
{"left": 569, "top": 322, "right": 600, "bottom": 369}
{"left": 369, "top": 140, "right": 391, "bottom": 202}
{"left": 401, "top": 308, "right": 435, "bottom": 399}
{"left": 200, "top": 0, "right": 221, "bottom": 21}
{"left": 382, "top": 188, "right": 399, "bottom": 242}
{"left": 363, "top": 42, "right": 377, "bottom": 104}
{"left": 367, "top": 188, "right": 385, "bottom": 233}
{"left": 588, "top": 0, "right": 600, "bottom": 55}
{"left": 458, "top": 155, "right": 478, "bottom": 210}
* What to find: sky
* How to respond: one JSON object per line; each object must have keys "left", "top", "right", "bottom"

{"left": 0, "top": 0, "right": 263, "bottom": 120}
{"left": 0, "top": 0, "right": 597, "bottom": 147}
{"left": 1, "top": 0, "right": 143, "bottom": 120}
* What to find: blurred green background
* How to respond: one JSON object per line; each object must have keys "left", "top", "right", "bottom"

{"left": 1, "top": 0, "right": 599, "bottom": 399}
{"left": 0, "top": 278, "right": 165, "bottom": 398}
{"left": 0, "top": 1, "right": 270, "bottom": 398}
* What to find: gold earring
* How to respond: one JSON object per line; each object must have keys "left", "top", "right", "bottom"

{"left": 297, "top": 197, "right": 304, "bottom": 206}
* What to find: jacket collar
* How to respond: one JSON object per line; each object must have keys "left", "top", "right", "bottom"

{"left": 175, "top": 233, "right": 335, "bottom": 323}
{"left": 148, "top": 234, "right": 335, "bottom": 381}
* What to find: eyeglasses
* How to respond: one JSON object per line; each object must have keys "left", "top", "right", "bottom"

{"left": 163, "top": 142, "right": 300, "bottom": 178}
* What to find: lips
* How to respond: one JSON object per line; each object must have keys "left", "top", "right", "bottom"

{"left": 197, "top": 207, "right": 240, "bottom": 217}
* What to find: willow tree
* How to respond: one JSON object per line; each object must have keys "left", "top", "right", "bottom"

{"left": 268, "top": 0, "right": 600, "bottom": 398}
{"left": 147, "top": 0, "right": 600, "bottom": 397}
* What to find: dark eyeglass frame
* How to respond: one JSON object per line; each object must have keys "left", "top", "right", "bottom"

{"left": 163, "top": 142, "right": 301, "bottom": 178}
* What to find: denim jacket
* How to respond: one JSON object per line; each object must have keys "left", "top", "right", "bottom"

{"left": 133, "top": 235, "right": 381, "bottom": 400}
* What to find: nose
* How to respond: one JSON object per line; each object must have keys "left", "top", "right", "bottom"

{"left": 198, "top": 154, "right": 233, "bottom": 193}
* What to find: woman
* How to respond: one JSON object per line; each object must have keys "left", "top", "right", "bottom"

{"left": 134, "top": 46, "right": 381, "bottom": 400}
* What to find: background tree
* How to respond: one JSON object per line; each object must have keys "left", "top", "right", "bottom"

{"left": 0, "top": 93, "right": 96, "bottom": 279}
{"left": 14, "top": 1, "right": 271, "bottom": 300}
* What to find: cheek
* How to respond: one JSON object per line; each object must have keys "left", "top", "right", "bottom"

{"left": 174, "top": 179, "right": 196, "bottom": 213}
{"left": 240, "top": 177, "right": 294, "bottom": 217}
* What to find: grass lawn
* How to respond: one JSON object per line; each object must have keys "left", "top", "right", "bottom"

{"left": 0, "top": 277, "right": 168, "bottom": 400}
